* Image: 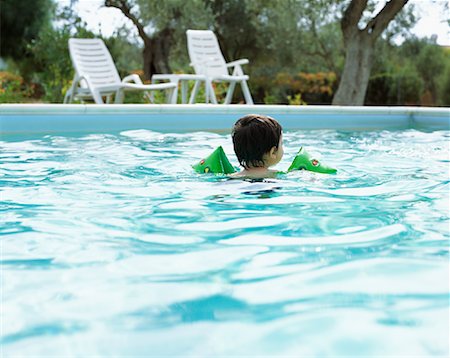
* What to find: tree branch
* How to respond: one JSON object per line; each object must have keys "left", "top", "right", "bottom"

{"left": 364, "top": 0, "right": 409, "bottom": 39}
{"left": 303, "top": 48, "right": 339, "bottom": 75}
{"left": 341, "top": 0, "right": 368, "bottom": 35}
{"left": 104, "top": 0, "right": 149, "bottom": 43}
{"left": 309, "top": 19, "right": 339, "bottom": 75}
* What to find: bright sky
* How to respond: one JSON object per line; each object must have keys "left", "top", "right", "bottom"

{"left": 59, "top": 0, "right": 449, "bottom": 46}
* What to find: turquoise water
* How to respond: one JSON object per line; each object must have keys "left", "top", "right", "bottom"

{"left": 1, "top": 129, "right": 449, "bottom": 356}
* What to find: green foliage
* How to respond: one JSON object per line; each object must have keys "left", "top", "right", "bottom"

{"left": 263, "top": 92, "right": 279, "bottom": 105}
{"left": 4, "top": 0, "right": 449, "bottom": 106}
{"left": 366, "top": 68, "right": 424, "bottom": 105}
{"left": 205, "top": 0, "right": 262, "bottom": 60}
{"left": 137, "top": 0, "right": 211, "bottom": 31}
{"left": 437, "top": 47, "right": 450, "bottom": 106}
{"left": 383, "top": 4, "right": 417, "bottom": 42}
{"left": 28, "top": 5, "right": 144, "bottom": 103}
{"left": 270, "top": 72, "right": 336, "bottom": 104}
{"left": 415, "top": 42, "right": 447, "bottom": 101}
{"left": 29, "top": 6, "right": 96, "bottom": 102}
{"left": 366, "top": 37, "right": 450, "bottom": 106}
{"left": 134, "top": 0, "right": 212, "bottom": 70}
{"left": 438, "top": 64, "right": 450, "bottom": 106}
{"left": 287, "top": 93, "right": 307, "bottom": 106}
{"left": 104, "top": 28, "right": 143, "bottom": 77}
{"left": 0, "top": 0, "right": 53, "bottom": 60}
{"left": 0, "top": 71, "right": 35, "bottom": 103}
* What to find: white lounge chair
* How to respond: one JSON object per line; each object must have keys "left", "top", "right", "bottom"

{"left": 186, "top": 30, "right": 254, "bottom": 105}
{"left": 64, "top": 38, "right": 177, "bottom": 104}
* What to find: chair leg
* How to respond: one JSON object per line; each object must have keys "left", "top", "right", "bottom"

{"left": 92, "top": 90, "right": 104, "bottom": 104}
{"left": 114, "top": 89, "right": 124, "bottom": 104}
{"left": 64, "top": 85, "right": 77, "bottom": 104}
{"left": 64, "top": 75, "right": 77, "bottom": 104}
{"left": 206, "top": 80, "right": 218, "bottom": 104}
{"left": 149, "top": 78, "right": 157, "bottom": 103}
{"left": 224, "top": 82, "right": 236, "bottom": 104}
{"left": 181, "top": 81, "right": 188, "bottom": 104}
{"left": 241, "top": 80, "right": 254, "bottom": 105}
{"left": 146, "top": 90, "right": 155, "bottom": 103}
{"left": 63, "top": 89, "right": 71, "bottom": 104}
{"left": 167, "top": 86, "right": 178, "bottom": 104}
{"left": 170, "top": 79, "right": 180, "bottom": 104}
{"left": 189, "top": 80, "right": 201, "bottom": 104}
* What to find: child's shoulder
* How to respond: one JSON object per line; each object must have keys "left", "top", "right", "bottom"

{"left": 227, "top": 171, "right": 247, "bottom": 179}
{"left": 228, "top": 169, "right": 279, "bottom": 179}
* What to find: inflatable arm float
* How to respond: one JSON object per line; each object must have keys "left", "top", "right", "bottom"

{"left": 193, "top": 146, "right": 336, "bottom": 175}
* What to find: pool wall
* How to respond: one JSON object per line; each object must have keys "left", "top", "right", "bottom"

{"left": 1, "top": 104, "right": 449, "bottom": 135}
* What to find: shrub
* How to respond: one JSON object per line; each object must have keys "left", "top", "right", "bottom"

{"left": 366, "top": 64, "right": 424, "bottom": 105}
{"left": 26, "top": 5, "right": 102, "bottom": 103}
{"left": 0, "top": 71, "right": 34, "bottom": 103}
{"left": 274, "top": 71, "right": 336, "bottom": 104}
{"left": 287, "top": 93, "right": 307, "bottom": 105}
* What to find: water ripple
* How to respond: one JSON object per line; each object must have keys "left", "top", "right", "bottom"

{"left": 1, "top": 129, "right": 449, "bottom": 356}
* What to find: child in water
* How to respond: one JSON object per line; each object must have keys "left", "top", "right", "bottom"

{"left": 230, "top": 114, "right": 284, "bottom": 179}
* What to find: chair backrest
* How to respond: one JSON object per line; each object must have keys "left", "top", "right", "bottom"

{"left": 186, "top": 30, "right": 228, "bottom": 77}
{"left": 68, "top": 38, "right": 121, "bottom": 87}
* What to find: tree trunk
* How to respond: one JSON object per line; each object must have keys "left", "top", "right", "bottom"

{"left": 142, "top": 43, "right": 153, "bottom": 81}
{"left": 142, "top": 29, "right": 174, "bottom": 80}
{"left": 104, "top": 1, "right": 173, "bottom": 81}
{"left": 332, "top": 32, "right": 374, "bottom": 105}
{"left": 332, "top": 0, "right": 409, "bottom": 106}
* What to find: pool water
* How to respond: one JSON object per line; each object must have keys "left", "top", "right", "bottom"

{"left": 1, "top": 129, "right": 449, "bottom": 356}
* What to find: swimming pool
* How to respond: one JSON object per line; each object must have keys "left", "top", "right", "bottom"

{"left": 1, "top": 105, "right": 449, "bottom": 356}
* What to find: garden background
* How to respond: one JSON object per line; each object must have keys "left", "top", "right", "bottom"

{"left": 1, "top": 0, "right": 449, "bottom": 106}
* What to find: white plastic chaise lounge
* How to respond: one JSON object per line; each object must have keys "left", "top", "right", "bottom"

{"left": 186, "top": 29, "right": 253, "bottom": 105}
{"left": 64, "top": 38, "right": 177, "bottom": 104}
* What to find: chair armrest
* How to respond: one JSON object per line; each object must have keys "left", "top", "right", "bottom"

{"left": 226, "top": 59, "right": 249, "bottom": 67}
{"left": 153, "top": 73, "right": 206, "bottom": 81}
{"left": 75, "top": 74, "right": 93, "bottom": 88}
{"left": 75, "top": 74, "right": 104, "bottom": 104}
{"left": 152, "top": 74, "right": 178, "bottom": 81}
{"left": 122, "top": 74, "right": 143, "bottom": 85}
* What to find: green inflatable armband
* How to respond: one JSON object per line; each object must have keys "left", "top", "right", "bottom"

{"left": 192, "top": 146, "right": 236, "bottom": 174}
{"left": 193, "top": 146, "right": 336, "bottom": 175}
{"left": 287, "top": 147, "right": 337, "bottom": 174}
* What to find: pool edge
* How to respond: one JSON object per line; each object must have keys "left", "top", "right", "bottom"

{"left": 1, "top": 104, "right": 449, "bottom": 133}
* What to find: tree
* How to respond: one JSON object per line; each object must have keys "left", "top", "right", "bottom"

{"left": 0, "top": 0, "right": 53, "bottom": 60}
{"left": 205, "top": 0, "right": 262, "bottom": 61}
{"left": 332, "top": 0, "right": 409, "bottom": 105}
{"left": 104, "top": 0, "right": 210, "bottom": 80}
{"left": 30, "top": 5, "right": 96, "bottom": 102}
{"left": 104, "top": 0, "right": 169, "bottom": 79}
{"left": 101, "top": 0, "right": 419, "bottom": 105}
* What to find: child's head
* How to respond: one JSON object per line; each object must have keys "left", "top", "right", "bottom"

{"left": 232, "top": 114, "right": 283, "bottom": 169}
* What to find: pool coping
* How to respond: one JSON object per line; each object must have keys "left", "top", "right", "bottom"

{"left": 1, "top": 103, "right": 448, "bottom": 115}
{"left": 1, "top": 104, "right": 449, "bottom": 133}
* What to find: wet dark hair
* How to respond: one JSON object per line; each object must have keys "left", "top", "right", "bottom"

{"left": 232, "top": 114, "right": 282, "bottom": 169}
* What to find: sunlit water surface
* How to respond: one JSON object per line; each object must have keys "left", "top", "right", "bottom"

{"left": 1, "top": 129, "right": 449, "bottom": 356}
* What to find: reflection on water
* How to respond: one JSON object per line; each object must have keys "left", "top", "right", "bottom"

{"left": 1, "top": 129, "right": 449, "bottom": 356}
